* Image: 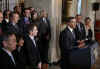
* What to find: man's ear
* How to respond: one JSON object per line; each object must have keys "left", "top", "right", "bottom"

{"left": 2, "top": 41, "right": 7, "bottom": 48}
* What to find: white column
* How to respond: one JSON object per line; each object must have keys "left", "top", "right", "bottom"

{"left": 48, "top": 0, "right": 62, "bottom": 63}
{"left": 72, "top": 0, "right": 78, "bottom": 16}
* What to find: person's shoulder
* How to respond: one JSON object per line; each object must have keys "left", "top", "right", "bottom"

{"left": 60, "top": 27, "right": 69, "bottom": 36}
{"left": 0, "top": 48, "right": 6, "bottom": 57}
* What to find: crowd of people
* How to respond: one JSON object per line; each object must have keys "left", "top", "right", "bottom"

{"left": 0, "top": 5, "right": 51, "bottom": 69}
{"left": 0, "top": 5, "right": 98, "bottom": 69}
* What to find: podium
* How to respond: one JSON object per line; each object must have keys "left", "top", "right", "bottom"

{"left": 69, "top": 48, "right": 91, "bottom": 69}
{"left": 69, "top": 41, "right": 99, "bottom": 69}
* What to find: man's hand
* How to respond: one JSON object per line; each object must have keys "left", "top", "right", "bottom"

{"left": 77, "top": 40, "right": 85, "bottom": 44}
{"left": 78, "top": 43, "right": 85, "bottom": 48}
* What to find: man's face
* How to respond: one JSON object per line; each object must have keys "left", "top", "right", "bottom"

{"left": 18, "top": 38, "right": 24, "bottom": 47}
{"left": 13, "top": 13, "right": 19, "bottom": 23}
{"left": 16, "top": 6, "right": 22, "bottom": 14}
{"left": 69, "top": 19, "right": 76, "bottom": 29}
{"left": 85, "top": 19, "right": 91, "bottom": 26}
{"left": 0, "top": 13, "right": 3, "bottom": 23}
{"left": 5, "top": 34, "right": 17, "bottom": 52}
{"left": 76, "top": 15, "right": 82, "bottom": 23}
{"left": 30, "top": 26, "right": 38, "bottom": 37}
{"left": 32, "top": 26, "right": 38, "bottom": 36}
{"left": 25, "top": 10, "right": 30, "bottom": 18}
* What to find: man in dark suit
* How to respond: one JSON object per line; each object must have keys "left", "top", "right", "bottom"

{"left": 2, "top": 10, "right": 10, "bottom": 33}
{"left": 39, "top": 10, "right": 51, "bottom": 65}
{"left": 19, "top": 8, "right": 32, "bottom": 34}
{"left": 75, "top": 14, "right": 86, "bottom": 41}
{"left": 0, "top": 32, "right": 17, "bottom": 69}
{"left": 59, "top": 17, "right": 91, "bottom": 69}
{"left": 6, "top": 12, "right": 23, "bottom": 34}
{"left": 23, "top": 24, "right": 41, "bottom": 69}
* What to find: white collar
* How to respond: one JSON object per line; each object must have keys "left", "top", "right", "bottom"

{"left": 29, "top": 35, "right": 34, "bottom": 40}
{"left": 68, "top": 26, "right": 73, "bottom": 32}
{"left": 5, "top": 19, "right": 9, "bottom": 23}
{"left": 2, "top": 48, "right": 12, "bottom": 57}
{"left": 12, "top": 22, "right": 16, "bottom": 26}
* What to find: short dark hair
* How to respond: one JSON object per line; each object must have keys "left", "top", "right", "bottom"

{"left": 16, "top": 33, "right": 24, "bottom": 43}
{"left": 76, "top": 14, "right": 82, "bottom": 17}
{"left": 23, "top": 8, "right": 30, "bottom": 13}
{"left": 69, "top": 17, "right": 75, "bottom": 22}
{"left": 13, "top": 5, "right": 21, "bottom": 10}
{"left": 3, "top": 10, "right": 10, "bottom": 18}
{"left": 64, "top": 17, "right": 75, "bottom": 23}
{"left": 2, "top": 32, "right": 16, "bottom": 41}
{"left": 26, "top": 24, "right": 37, "bottom": 34}
{"left": 9, "top": 12, "right": 19, "bottom": 18}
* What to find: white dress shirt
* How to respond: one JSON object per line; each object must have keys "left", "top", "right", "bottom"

{"left": 29, "top": 36, "right": 36, "bottom": 47}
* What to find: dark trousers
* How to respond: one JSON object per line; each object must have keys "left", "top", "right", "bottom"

{"left": 39, "top": 39, "right": 49, "bottom": 64}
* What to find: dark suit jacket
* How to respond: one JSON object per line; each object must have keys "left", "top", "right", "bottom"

{"left": 75, "top": 23, "right": 86, "bottom": 40}
{"left": 38, "top": 17, "right": 51, "bottom": 63}
{"left": 6, "top": 22, "right": 22, "bottom": 34}
{"left": 19, "top": 17, "right": 32, "bottom": 34}
{"left": 13, "top": 46, "right": 26, "bottom": 69}
{"left": 0, "top": 48, "right": 17, "bottom": 69}
{"left": 39, "top": 17, "right": 51, "bottom": 40}
{"left": 86, "top": 29, "right": 92, "bottom": 41}
{"left": 23, "top": 34, "right": 41, "bottom": 69}
{"left": 59, "top": 27, "right": 91, "bottom": 69}
{"left": 59, "top": 27, "right": 78, "bottom": 57}
{"left": 2, "top": 19, "right": 9, "bottom": 33}
{"left": 85, "top": 29, "right": 93, "bottom": 46}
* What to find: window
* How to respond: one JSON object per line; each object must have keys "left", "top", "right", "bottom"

{"left": 77, "top": 0, "right": 82, "bottom": 14}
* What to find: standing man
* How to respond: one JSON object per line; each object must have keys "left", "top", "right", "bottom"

{"left": 39, "top": 10, "right": 51, "bottom": 66}
{"left": 0, "top": 32, "right": 17, "bottom": 69}
{"left": 59, "top": 17, "right": 90, "bottom": 69}
{"left": 23, "top": 24, "right": 41, "bottom": 69}
{"left": 6, "top": 12, "right": 22, "bottom": 34}
{"left": 20, "top": 8, "right": 32, "bottom": 34}
{"left": 75, "top": 14, "right": 86, "bottom": 41}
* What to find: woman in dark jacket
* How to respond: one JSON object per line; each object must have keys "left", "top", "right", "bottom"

{"left": 84, "top": 17, "right": 93, "bottom": 44}
{"left": 84, "top": 17, "right": 96, "bottom": 69}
